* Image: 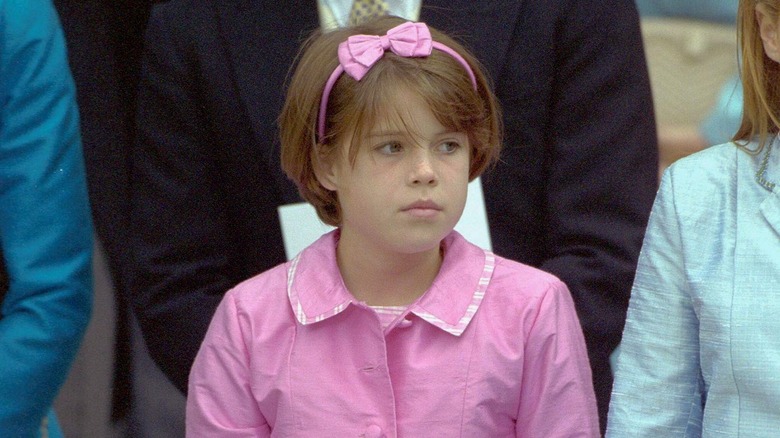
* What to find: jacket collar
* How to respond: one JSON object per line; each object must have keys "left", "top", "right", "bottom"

{"left": 757, "top": 137, "right": 780, "bottom": 235}
{"left": 286, "top": 230, "right": 495, "bottom": 336}
{"left": 756, "top": 136, "right": 779, "bottom": 192}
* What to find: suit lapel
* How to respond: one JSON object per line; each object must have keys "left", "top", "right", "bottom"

{"left": 214, "top": 0, "right": 319, "bottom": 146}
{"left": 420, "top": 0, "right": 522, "bottom": 80}
{"left": 213, "top": 0, "right": 319, "bottom": 202}
{"left": 758, "top": 140, "right": 780, "bottom": 236}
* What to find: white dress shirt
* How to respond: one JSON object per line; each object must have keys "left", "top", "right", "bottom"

{"left": 318, "top": 0, "right": 421, "bottom": 30}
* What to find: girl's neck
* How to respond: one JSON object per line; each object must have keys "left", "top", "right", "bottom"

{"left": 336, "top": 233, "right": 444, "bottom": 307}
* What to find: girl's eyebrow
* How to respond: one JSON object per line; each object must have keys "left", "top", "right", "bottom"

{"left": 368, "top": 129, "right": 461, "bottom": 138}
{"left": 367, "top": 130, "right": 407, "bottom": 138}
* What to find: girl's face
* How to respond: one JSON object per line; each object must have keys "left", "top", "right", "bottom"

{"left": 318, "top": 89, "right": 470, "bottom": 259}
{"left": 757, "top": 2, "right": 780, "bottom": 63}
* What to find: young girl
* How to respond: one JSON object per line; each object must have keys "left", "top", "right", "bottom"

{"left": 607, "top": 1, "right": 780, "bottom": 435}
{"left": 186, "top": 16, "right": 598, "bottom": 437}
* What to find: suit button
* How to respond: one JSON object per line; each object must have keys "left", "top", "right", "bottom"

{"left": 364, "top": 424, "right": 383, "bottom": 438}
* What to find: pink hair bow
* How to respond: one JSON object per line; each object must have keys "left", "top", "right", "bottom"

{"left": 339, "top": 22, "right": 433, "bottom": 81}
{"left": 318, "top": 21, "right": 476, "bottom": 139}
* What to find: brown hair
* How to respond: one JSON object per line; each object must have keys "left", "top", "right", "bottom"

{"left": 279, "top": 16, "right": 502, "bottom": 226}
{"left": 734, "top": 0, "right": 780, "bottom": 152}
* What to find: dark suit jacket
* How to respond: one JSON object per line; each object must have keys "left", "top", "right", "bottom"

{"left": 54, "top": 0, "right": 157, "bottom": 421}
{"left": 131, "top": 0, "right": 657, "bottom": 429}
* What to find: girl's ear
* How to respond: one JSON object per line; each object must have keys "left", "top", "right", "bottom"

{"left": 313, "top": 149, "right": 339, "bottom": 192}
{"left": 757, "top": 4, "right": 780, "bottom": 63}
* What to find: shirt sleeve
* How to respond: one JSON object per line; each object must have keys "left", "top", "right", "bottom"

{"left": 515, "top": 280, "right": 600, "bottom": 437}
{"left": 606, "top": 169, "right": 704, "bottom": 436}
{"left": 0, "top": 0, "right": 93, "bottom": 434}
{"left": 186, "top": 292, "right": 271, "bottom": 437}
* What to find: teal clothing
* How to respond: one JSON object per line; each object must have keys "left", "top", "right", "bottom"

{"left": 0, "top": 0, "right": 93, "bottom": 436}
{"left": 607, "top": 140, "right": 780, "bottom": 436}
{"left": 635, "top": 0, "right": 737, "bottom": 24}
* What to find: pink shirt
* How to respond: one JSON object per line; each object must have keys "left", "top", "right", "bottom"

{"left": 187, "top": 231, "right": 599, "bottom": 437}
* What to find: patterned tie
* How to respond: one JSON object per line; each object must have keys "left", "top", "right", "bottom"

{"left": 348, "top": 0, "right": 389, "bottom": 26}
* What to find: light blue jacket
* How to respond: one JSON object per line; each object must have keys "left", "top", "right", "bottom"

{"left": 607, "top": 139, "right": 780, "bottom": 436}
{"left": 0, "top": 0, "right": 93, "bottom": 436}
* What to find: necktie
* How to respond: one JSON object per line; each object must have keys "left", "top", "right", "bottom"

{"left": 348, "top": 0, "right": 389, "bottom": 26}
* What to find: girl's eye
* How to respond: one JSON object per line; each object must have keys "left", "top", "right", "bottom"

{"left": 377, "top": 142, "right": 403, "bottom": 154}
{"left": 437, "top": 141, "right": 460, "bottom": 154}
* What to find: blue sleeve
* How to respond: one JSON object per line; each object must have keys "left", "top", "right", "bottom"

{"left": 606, "top": 169, "right": 703, "bottom": 436}
{"left": 0, "top": 0, "right": 93, "bottom": 434}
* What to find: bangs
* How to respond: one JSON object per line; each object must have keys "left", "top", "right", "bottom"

{"left": 327, "top": 51, "right": 484, "bottom": 164}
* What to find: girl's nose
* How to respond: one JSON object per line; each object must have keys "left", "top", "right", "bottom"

{"left": 409, "top": 151, "right": 438, "bottom": 186}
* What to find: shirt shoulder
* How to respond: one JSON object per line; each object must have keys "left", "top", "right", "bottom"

{"left": 481, "top": 255, "right": 574, "bottom": 332}
{"left": 225, "top": 261, "right": 296, "bottom": 325}
{"left": 491, "top": 255, "right": 567, "bottom": 299}
{"left": 662, "top": 141, "right": 762, "bottom": 217}
{"left": 664, "top": 141, "right": 753, "bottom": 191}
{"left": 226, "top": 231, "right": 343, "bottom": 327}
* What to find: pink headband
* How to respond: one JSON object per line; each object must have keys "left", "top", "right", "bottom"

{"left": 317, "top": 21, "right": 478, "bottom": 140}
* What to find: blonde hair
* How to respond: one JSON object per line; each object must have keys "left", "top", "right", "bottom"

{"left": 734, "top": 0, "right": 780, "bottom": 152}
{"left": 279, "top": 16, "right": 502, "bottom": 226}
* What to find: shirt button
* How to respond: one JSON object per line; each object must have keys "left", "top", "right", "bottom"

{"left": 364, "top": 424, "right": 383, "bottom": 438}
{"left": 398, "top": 317, "right": 413, "bottom": 328}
